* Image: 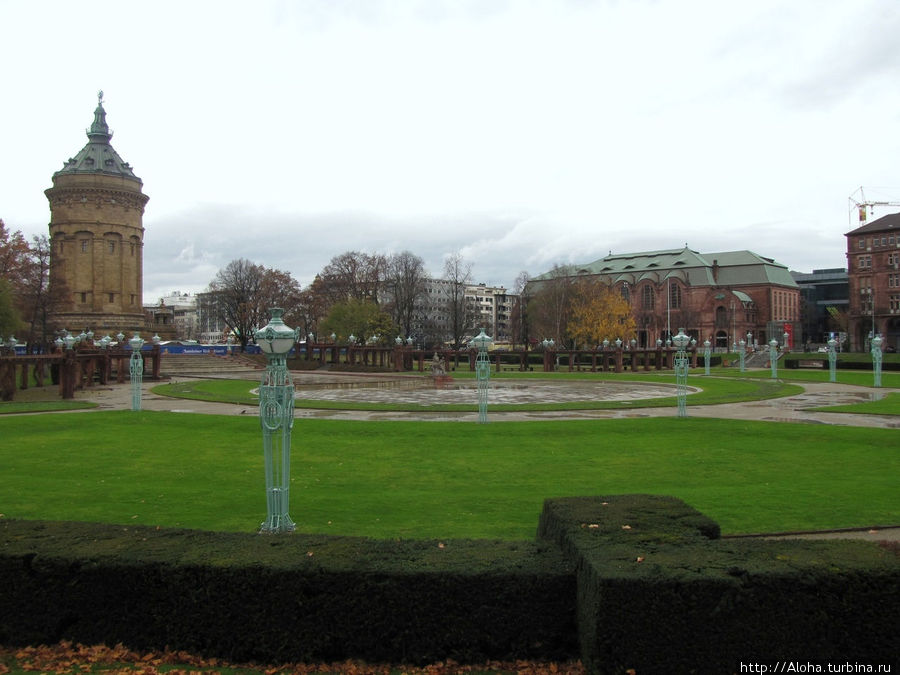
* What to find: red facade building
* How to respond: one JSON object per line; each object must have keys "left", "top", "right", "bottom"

{"left": 845, "top": 212, "right": 900, "bottom": 351}
{"left": 529, "top": 247, "right": 800, "bottom": 349}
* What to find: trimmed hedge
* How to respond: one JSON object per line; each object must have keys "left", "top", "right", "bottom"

{"left": 0, "top": 520, "right": 576, "bottom": 665}
{"left": 3, "top": 498, "right": 898, "bottom": 673}
{"left": 537, "top": 495, "right": 899, "bottom": 675}
{"left": 785, "top": 355, "right": 900, "bottom": 371}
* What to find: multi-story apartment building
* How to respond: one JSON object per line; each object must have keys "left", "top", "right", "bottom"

{"left": 465, "top": 283, "right": 513, "bottom": 341}
{"left": 845, "top": 212, "right": 900, "bottom": 351}
{"left": 196, "top": 291, "right": 229, "bottom": 343}
{"left": 144, "top": 292, "right": 201, "bottom": 341}
{"left": 404, "top": 278, "right": 516, "bottom": 347}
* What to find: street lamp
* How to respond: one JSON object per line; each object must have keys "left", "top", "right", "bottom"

{"left": 254, "top": 308, "right": 299, "bottom": 534}
{"left": 703, "top": 339, "right": 711, "bottom": 376}
{"left": 672, "top": 328, "right": 691, "bottom": 418}
{"left": 871, "top": 334, "right": 883, "bottom": 388}
{"left": 827, "top": 335, "right": 837, "bottom": 383}
{"left": 769, "top": 338, "right": 779, "bottom": 379}
{"left": 739, "top": 339, "right": 746, "bottom": 373}
{"left": 471, "top": 328, "right": 493, "bottom": 424}
{"left": 129, "top": 334, "right": 144, "bottom": 411}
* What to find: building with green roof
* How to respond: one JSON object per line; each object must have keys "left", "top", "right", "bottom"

{"left": 527, "top": 246, "right": 799, "bottom": 349}
{"left": 45, "top": 93, "right": 149, "bottom": 337}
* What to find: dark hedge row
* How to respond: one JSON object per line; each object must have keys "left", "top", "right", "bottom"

{"left": 0, "top": 520, "right": 577, "bottom": 665}
{"left": 784, "top": 356, "right": 899, "bottom": 371}
{"left": 537, "top": 495, "right": 900, "bottom": 675}
{"left": 3, "top": 497, "right": 898, "bottom": 674}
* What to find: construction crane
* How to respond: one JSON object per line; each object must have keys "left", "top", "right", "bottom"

{"left": 848, "top": 186, "right": 900, "bottom": 226}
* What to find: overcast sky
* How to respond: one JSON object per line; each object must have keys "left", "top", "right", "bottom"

{"left": 3, "top": 0, "right": 900, "bottom": 304}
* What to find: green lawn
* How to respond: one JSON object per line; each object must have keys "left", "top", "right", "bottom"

{"left": 809, "top": 391, "right": 900, "bottom": 416}
{"left": 1, "top": 412, "right": 896, "bottom": 539}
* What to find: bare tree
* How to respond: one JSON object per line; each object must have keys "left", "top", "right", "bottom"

{"left": 383, "top": 251, "right": 426, "bottom": 338}
{"left": 257, "top": 267, "right": 304, "bottom": 333}
{"left": 509, "top": 270, "right": 531, "bottom": 349}
{"left": 443, "top": 251, "right": 475, "bottom": 350}
{"left": 19, "top": 235, "right": 68, "bottom": 352}
{"left": 526, "top": 264, "right": 576, "bottom": 346}
{"left": 208, "top": 259, "right": 265, "bottom": 351}
{"left": 318, "top": 251, "right": 387, "bottom": 305}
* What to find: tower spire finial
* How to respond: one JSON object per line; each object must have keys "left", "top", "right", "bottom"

{"left": 98, "top": 90, "right": 104, "bottom": 106}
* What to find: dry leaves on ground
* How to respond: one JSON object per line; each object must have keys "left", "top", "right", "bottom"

{"left": 0, "top": 641, "right": 586, "bottom": 675}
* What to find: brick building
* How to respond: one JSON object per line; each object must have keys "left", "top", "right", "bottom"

{"left": 529, "top": 247, "right": 800, "bottom": 349}
{"left": 845, "top": 212, "right": 900, "bottom": 351}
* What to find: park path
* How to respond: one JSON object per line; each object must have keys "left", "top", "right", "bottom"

{"left": 74, "top": 373, "right": 900, "bottom": 429}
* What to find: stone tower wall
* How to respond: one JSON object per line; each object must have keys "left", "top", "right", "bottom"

{"left": 46, "top": 173, "right": 149, "bottom": 334}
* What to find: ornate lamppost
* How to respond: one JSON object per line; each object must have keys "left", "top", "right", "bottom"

{"left": 471, "top": 329, "right": 493, "bottom": 424}
{"left": 672, "top": 328, "right": 691, "bottom": 418}
{"left": 129, "top": 334, "right": 144, "bottom": 411}
{"left": 871, "top": 334, "right": 883, "bottom": 388}
{"left": 769, "top": 338, "right": 779, "bottom": 379}
{"left": 703, "top": 339, "right": 711, "bottom": 375}
{"left": 738, "top": 338, "right": 746, "bottom": 372}
{"left": 255, "top": 308, "right": 299, "bottom": 534}
{"left": 827, "top": 335, "right": 837, "bottom": 383}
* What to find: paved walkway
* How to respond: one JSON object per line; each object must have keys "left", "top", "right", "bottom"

{"left": 77, "top": 371, "right": 900, "bottom": 429}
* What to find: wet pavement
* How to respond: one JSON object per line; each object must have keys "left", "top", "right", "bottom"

{"left": 70, "top": 370, "right": 900, "bottom": 429}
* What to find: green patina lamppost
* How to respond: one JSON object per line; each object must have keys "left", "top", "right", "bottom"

{"left": 871, "top": 334, "right": 883, "bottom": 388}
{"left": 471, "top": 329, "right": 493, "bottom": 424}
{"left": 254, "top": 308, "right": 299, "bottom": 534}
{"left": 129, "top": 334, "right": 144, "bottom": 411}
{"left": 703, "top": 339, "right": 711, "bottom": 376}
{"left": 827, "top": 335, "right": 837, "bottom": 383}
{"left": 769, "top": 338, "right": 779, "bottom": 379}
{"left": 672, "top": 328, "right": 691, "bottom": 418}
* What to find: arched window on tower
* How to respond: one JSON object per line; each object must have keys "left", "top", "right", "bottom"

{"left": 642, "top": 285, "right": 655, "bottom": 310}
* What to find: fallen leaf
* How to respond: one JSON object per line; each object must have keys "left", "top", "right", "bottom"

{"left": 621, "top": 525, "right": 632, "bottom": 530}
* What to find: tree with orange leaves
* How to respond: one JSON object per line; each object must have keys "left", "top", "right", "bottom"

{"left": 567, "top": 278, "right": 636, "bottom": 348}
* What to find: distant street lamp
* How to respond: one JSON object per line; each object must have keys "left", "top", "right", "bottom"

{"left": 255, "top": 308, "right": 300, "bottom": 534}
{"left": 739, "top": 339, "right": 746, "bottom": 373}
{"left": 703, "top": 339, "right": 711, "bottom": 376}
{"left": 471, "top": 329, "right": 493, "bottom": 424}
{"left": 769, "top": 338, "right": 779, "bottom": 379}
{"left": 129, "top": 334, "right": 144, "bottom": 411}
{"left": 672, "top": 328, "right": 691, "bottom": 418}
{"left": 871, "top": 334, "right": 883, "bottom": 388}
{"left": 827, "top": 335, "right": 837, "bottom": 383}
